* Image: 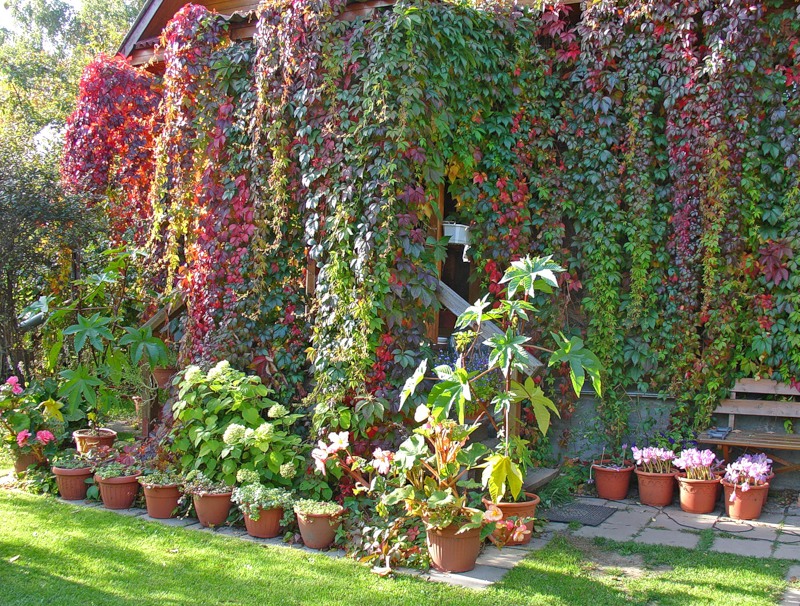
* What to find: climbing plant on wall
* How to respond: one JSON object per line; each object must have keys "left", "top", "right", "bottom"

{"left": 63, "top": 0, "right": 800, "bottom": 447}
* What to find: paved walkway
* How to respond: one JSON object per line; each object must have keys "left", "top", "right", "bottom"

{"left": 13, "top": 489, "right": 800, "bottom": 599}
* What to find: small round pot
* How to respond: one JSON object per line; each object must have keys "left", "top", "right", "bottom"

{"left": 243, "top": 507, "right": 283, "bottom": 539}
{"left": 152, "top": 367, "right": 177, "bottom": 390}
{"left": 96, "top": 472, "right": 141, "bottom": 509}
{"left": 296, "top": 508, "right": 343, "bottom": 549}
{"left": 73, "top": 428, "right": 117, "bottom": 454}
{"left": 142, "top": 484, "right": 181, "bottom": 519}
{"left": 426, "top": 523, "right": 482, "bottom": 573}
{"left": 635, "top": 469, "right": 677, "bottom": 507}
{"left": 482, "top": 492, "right": 540, "bottom": 546}
{"left": 676, "top": 474, "right": 720, "bottom": 514}
{"left": 14, "top": 453, "right": 39, "bottom": 475}
{"left": 592, "top": 461, "right": 634, "bottom": 501}
{"left": 193, "top": 492, "right": 232, "bottom": 527}
{"left": 52, "top": 466, "right": 93, "bottom": 500}
{"left": 722, "top": 481, "right": 769, "bottom": 521}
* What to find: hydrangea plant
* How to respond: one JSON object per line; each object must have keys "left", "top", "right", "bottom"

{"left": 232, "top": 468, "right": 293, "bottom": 521}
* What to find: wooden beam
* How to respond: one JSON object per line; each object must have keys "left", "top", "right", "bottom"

{"left": 435, "top": 279, "right": 542, "bottom": 368}
{"left": 119, "top": 0, "right": 165, "bottom": 57}
{"left": 732, "top": 378, "right": 800, "bottom": 397}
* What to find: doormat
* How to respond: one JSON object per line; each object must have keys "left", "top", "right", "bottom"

{"left": 543, "top": 503, "right": 617, "bottom": 527}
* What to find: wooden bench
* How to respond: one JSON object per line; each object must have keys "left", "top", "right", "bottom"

{"left": 697, "top": 379, "right": 800, "bottom": 474}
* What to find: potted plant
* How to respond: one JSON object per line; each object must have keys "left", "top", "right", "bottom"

{"left": 673, "top": 448, "right": 722, "bottom": 514}
{"left": 0, "top": 376, "right": 62, "bottom": 473}
{"left": 631, "top": 445, "right": 677, "bottom": 507}
{"left": 43, "top": 249, "right": 168, "bottom": 453}
{"left": 381, "top": 415, "right": 495, "bottom": 573}
{"left": 591, "top": 444, "right": 634, "bottom": 501}
{"left": 151, "top": 348, "right": 178, "bottom": 391}
{"left": 294, "top": 499, "right": 344, "bottom": 549}
{"left": 721, "top": 453, "right": 772, "bottom": 520}
{"left": 95, "top": 461, "right": 142, "bottom": 509}
{"left": 401, "top": 256, "right": 602, "bottom": 544}
{"left": 232, "top": 469, "right": 293, "bottom": 538}
{"left": 139, "top": 469, "right": 183, "bottom": 519}
{"left": 184, "top": 471, "right": 232, "bottom": 527}
{"left": 51, "top": 450, "right": 93, "bottom": 500}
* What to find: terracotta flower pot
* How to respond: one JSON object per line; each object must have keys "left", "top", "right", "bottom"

{"left": 761, "top": 474, "right": 774, "bottom": 507}
{"left": 193, "top": 492, "right": 232, "bottom": 527}
{"left": 143, "top": 484, "right": 181, "bottom": 519}
{"left": 296, "top": 509, "right": 343, "bottom": 549}
{"left": 635, "top": 469, "right": 677, "bottom": 507}
{"left": 244, "top": 507, "right": 283, "bottom": 539}
{"left": 482, "top": 492, "right": 540, "bottom": 546}
{"left": 722, "top": 481, "right": 769, "bottom": 521}
{"left": 426, "top": 523, "right": 482, "bottom": 573}
{"left": 592, "top": 461, "right": 634, "bottom": 500}
{"left": 676, "top": 474, "right": 720, "bottom": 514}
{"left": 14, "top": 453, "right": 39, "bottom": 475}
{"left": 73, "top": 428, "right": 117, "bottom": 454}
{"left": 152, "top": 367, "right": 177, "bottom": 390}
{"left": 96, "top": 472, "right": 141, "bottom": 509}
{"left": 52, "top": 466, "right": 93, "bottom": 500}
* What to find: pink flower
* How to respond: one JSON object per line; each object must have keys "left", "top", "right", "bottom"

{"left": 16, "top": 429, "right": 31, "bottom": 447}
{"left": 327, "top": 431, "right": 349, "bottom": 453}
{"left": 312, "top": 441, "right": 329, "bottom": 475}
{"left": 36, "top": 430, "right": 55, "bottom": 445}
{"left": 511, "top": 521, "right": 531, "bottom": 543}
{"left": 370, "top": 448, "right": 393, "bottom": 475}
{"left": 6, "top": 376, "right": 22, "bottom": 395}
{"left": 484, "top": 505, "right": 504, "bottom": 523}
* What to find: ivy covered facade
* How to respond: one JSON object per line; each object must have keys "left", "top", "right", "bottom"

{"left": 62, "top": 0, "right": 800, "bottom": 447}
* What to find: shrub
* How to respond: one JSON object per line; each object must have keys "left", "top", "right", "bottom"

{"left": 169, "top": 361, "right": 304, "bottom": 486}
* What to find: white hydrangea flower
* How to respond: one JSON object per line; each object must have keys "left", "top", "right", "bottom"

{"left": 254, "top": 423, "right": 275, "bottom": 441}
{"left": 222, "top": 423, "right": 246, "bottom": 445}
{"left": 268, "top": 404, "right": 289, "bottom": 419}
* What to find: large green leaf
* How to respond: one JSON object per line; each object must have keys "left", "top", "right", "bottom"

{"left": 454, "top": 295, "right": 492, "bottom": 329}
{"left": 499, "top": 255, "right": 563, "bottom": 299}
{"left": 394, "top": 434, "right": 428, "bottom": 470}
{"left": 119, "top": 325, "right": 168, "bottom": 367}
{"left": 485, "top": 329, "right": 530, "bottom": 378}
{"left": 549, "top": 333, "right": 603, "bottom": 397}
{"left": 481, "top": 453, "right": 523, "bottom": 502}
{"left": 399, "top": 359, "right": 427, "bottom": 410}
{"left": 510, "top": 377, "right": 560, "bottom": 436}
{"left": 62, "top": 313, "right": 113, "bottom": 353}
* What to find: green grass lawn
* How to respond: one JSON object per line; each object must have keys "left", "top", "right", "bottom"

{"left": 0, "top": 449, "right": 11, "bottom": 475}
{"left": 0, "top": 491, "right": 791, "bottom": 605}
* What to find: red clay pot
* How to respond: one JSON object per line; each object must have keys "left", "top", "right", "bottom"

{"left": 296, "top": 509, "right": 343, "bottom": 549}
{"left": 243, "top": 507, "right": 283, "bottom": 539}
{"left": 96, "top": 472, "right": 141, "bottom": 509}
{"left": 635, "top": 470, "right": 677, "bottom": 507}
{"left": 592, "top": 461, "right": 634, "bottom": 501}
{"left": 426, "top": 523, "right": 482, "bottom": 573}
{"left": 52, "top": 466, "right": 93, "bottom": 500}
{"left": 14, "top": 453, "right": 39, "bottom": 475}
{"left": 722, "top": 481, "right": 769, "bottom": 521}
{"left": 73, "top": 428, "right": 117, "bottom": 454}
{"left": 761, "top": 474, "right": 774, "bottom": 507}
{"left": 152, "top": 367, "right": 177, "bottom": 390}
{"left": 193, "top": 492, "right": 232, "bottom": 527}
{"left": 676, "top": 474, "right": 720, "bottom": 514}
{"left": 482, "top": 492, "right": 540, "bottom": 546}
{"left": 142, "top": 484, "right": 181, "bottom": 519}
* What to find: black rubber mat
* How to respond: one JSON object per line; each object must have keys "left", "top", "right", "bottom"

{"left": 543, "top": 503, "right": 617, "bottom": 526}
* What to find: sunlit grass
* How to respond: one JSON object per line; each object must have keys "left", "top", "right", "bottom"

{"left": 0, "top": 491, "right": 789, "bottom": 606}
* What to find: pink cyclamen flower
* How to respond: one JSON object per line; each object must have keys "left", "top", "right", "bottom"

{"left": 484, "top": 505, "right": 504, "bottom": 523}
{"left": 16, "top": 429, "right": 31, "bottom": 447}
{"left": 36, "top": 430, "right": 55, "bottom": 445}
{"left": 311, "top": 441, "right": 329, "bottom": 475}
{"left": 371, "top": 448, "right": 393, "bottom": 475}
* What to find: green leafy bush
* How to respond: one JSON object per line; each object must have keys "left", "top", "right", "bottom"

{"left": 169, "top": 361, "right": 304, "bottom": 486}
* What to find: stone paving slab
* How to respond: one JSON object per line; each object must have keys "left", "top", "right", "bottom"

{"left": 711, "top": 537, "right": 774, "bottom": 558}
{"left": 782, "top": 565, "right": 800, "bottom": 605}
{"left": 112, "top": 507, "right": 147, "bottom": 517}
{"left": 649, "top": 510, "right": 719, "bottom": 531}
{"left": 635, "top": 528, "right": 700, "bottom": 549}
{"left": 425, "top": 564, "right": 508, "bottom": 590}
{"left": 774, "top": 544, "right": 800, "bottom": 561}
{"left": 715, "top": 520, "right": 779, "bottom": 542}
{"left": 139, "top": 514, "right": 197, "bottom": 527}
{"left": 475, "top": 547, "right": 528, "bottom": 569}
{"left": 572, "top": 522, "right": 639, "bottom": 541}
